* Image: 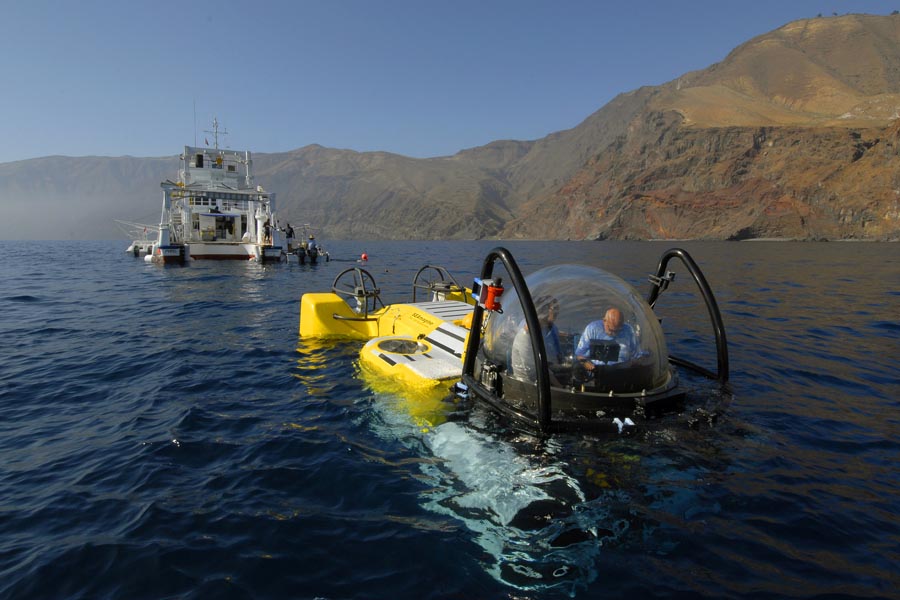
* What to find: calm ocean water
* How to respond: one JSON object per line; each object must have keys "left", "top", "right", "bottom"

{"left": 0, "top": 239, "right": 897, "bottom": 599}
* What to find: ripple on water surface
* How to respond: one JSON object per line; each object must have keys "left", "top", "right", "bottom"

{"left": 0, "top": 240, "right": 898, "bottom": 599}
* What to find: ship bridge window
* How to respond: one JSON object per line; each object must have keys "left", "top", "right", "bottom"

{"left": 227, "top": 165, "right": 236, "bottom": 172}
{"left": 195, "top": 153, "right": 204, "bottom": 168}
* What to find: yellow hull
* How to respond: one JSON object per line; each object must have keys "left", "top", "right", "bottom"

{"left": 299, "top": 292, "right": 475, "bottom": 387}
{"left": 358, "top": 361, "right": 461, "bottom": 432}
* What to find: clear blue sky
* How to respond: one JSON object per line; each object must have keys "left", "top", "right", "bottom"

{"left": 1, "top": 0, "right": 896, "bottom": 164}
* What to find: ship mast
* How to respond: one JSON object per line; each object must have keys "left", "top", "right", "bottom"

{"left": 204, "top": 117, "right": 228, "bottom": 149}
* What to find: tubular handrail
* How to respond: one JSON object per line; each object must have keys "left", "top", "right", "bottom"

{"left": 331, "top": 314, "right": 379, "bottom": 322}
{"left": 647, "top": 248, "right": 729, "bottom": 383}
{"left": 461, "top": 247, "right": 552, "bottom": 431}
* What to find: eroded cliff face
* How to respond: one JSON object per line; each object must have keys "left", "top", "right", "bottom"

{"left": 503, "top": 113, "right": 900, "bottom": 240}
{"left": 499, "top": 14, "right": 900, "bottom": 241}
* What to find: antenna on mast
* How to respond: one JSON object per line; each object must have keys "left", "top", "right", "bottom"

{"left": 203, "top": 117, "right": 228, "bottom": 149}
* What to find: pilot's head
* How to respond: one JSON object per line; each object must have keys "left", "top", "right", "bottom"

{"left": 603, "top": 307, "right": 623, "bottom": 335}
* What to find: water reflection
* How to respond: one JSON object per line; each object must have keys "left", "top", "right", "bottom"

{"left": 294, "top": 337, "right": 359, "bottom": 399}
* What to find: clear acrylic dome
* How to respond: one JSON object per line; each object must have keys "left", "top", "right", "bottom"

{"left": 481, "top": 264, "right": 671, "bottom": 393}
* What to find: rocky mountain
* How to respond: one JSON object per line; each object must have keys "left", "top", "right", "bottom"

{"left": 252, "top": 86, "right": 653, "bottom": 240}
{"left": 503, "top": 13, "right": 900, "bottom": 240}
{"left": 1, "top": 13, "right": 898, "bottom": 241}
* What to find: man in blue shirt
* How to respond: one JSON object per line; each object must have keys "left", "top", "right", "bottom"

{"left": 575, "top": 307, "right": 637, "bottom": 373}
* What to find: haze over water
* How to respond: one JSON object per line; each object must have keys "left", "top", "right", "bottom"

{"left": 0, "top": 239, "right": 896, "bottom": 598}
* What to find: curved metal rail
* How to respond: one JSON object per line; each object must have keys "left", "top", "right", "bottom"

{"left": 411, "top": 265, "right": 465, "bottom": 302}
{"left": 647, "top": 248, "right": 729, "bottom": 383}
{"left": 331, "top": 267, "right": 384, "bottom": 319}
{"left": 461, "top": 247, "right": 554, "bottom": 432}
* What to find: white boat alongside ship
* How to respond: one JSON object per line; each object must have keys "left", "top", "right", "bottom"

{"left": 146, "top": 122, "right": 285, "bottom": 264}
{"left": 116, "top": 220, "right": 159, "bottom": 256}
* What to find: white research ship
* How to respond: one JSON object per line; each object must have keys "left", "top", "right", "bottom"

{"left": 148, "top": 120, "right": 284, "bottom": 264}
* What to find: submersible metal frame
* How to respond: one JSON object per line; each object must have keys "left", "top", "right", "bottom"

{"left": 457, "top": 247, "right": 729, "bottom": 435}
